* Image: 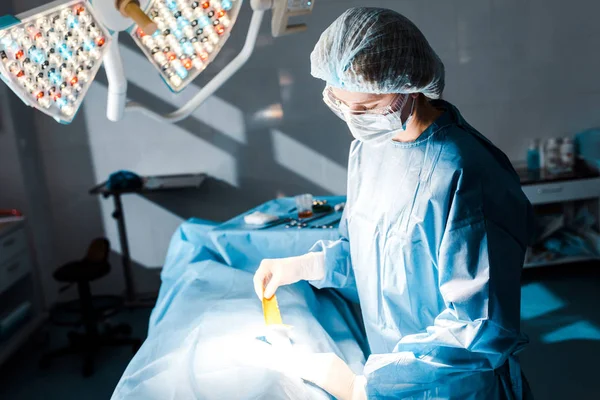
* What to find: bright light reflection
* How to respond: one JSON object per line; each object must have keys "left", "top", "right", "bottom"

{"left": 521, "top": 283, "right": 567, "bottom": 321}
{"left": 542, "top": 321, "right": 600, "bottom": 344}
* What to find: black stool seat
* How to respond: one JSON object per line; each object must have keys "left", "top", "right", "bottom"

{"left": 54, "top": 260, "right": 110, "bottom": 283}
{"left": 41, "top": 238, "right": 141, "bottom": 377}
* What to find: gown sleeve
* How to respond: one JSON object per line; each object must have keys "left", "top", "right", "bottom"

{"left": 308, "top": 207, "right": 359, "bottom": 303}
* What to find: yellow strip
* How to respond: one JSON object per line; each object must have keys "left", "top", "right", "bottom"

{"left": 262, "top": 294, "right": 283, "bottom": 326}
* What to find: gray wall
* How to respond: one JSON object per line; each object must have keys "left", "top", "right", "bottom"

{"left": 3, "top": 0, "right": 600, "bottom": 306}
{"left": 0, "top": 88, "right": 25, "bottom": 209}
{"left": 1, "top": 1, "right": 61, "bottom": 306}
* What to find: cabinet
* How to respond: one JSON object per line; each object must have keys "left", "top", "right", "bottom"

{"left": 0, "top": 219, "right": 46, "bottom": 366}
{"left": 518, "top": 167, "right": 600, "bottom": 268}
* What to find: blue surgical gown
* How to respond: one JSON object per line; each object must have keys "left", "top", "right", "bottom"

{"left": 311, "top": 100, "right": 534, "bottom": 399}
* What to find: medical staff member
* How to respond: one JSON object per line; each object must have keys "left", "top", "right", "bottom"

{"left": 254, "top": 7, "right": 534, "bottom": 400}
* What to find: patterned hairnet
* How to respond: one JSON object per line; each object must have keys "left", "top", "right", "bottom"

{"left": 310, "top": 7, "right": 445, "bottom": 98}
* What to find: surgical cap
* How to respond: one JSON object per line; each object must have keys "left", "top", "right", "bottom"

{"left": 310, "top": 7, "right": 445, "bottom": 99}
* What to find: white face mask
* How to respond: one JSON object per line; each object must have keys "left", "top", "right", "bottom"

{"left": 345, "top": 96, "right": 416, "bottom": 147}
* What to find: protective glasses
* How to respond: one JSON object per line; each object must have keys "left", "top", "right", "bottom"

{"left": 322, "top": 86, "right": 408, "bottom": 128}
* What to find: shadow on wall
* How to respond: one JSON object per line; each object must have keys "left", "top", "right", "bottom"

{"left": 92, "top": 64, "right": 336, "bottom": 217}
{"left": 140, "top": 176, "right": 338, "bottom": 223}
{"left": 140, "top": 177, "right": 252, "bottom": 222}
{"left": 89, "top": 32, "right": 347, "bottom": 217}
{"left": 8, "top": 0, "right": 351, "bottom": 306}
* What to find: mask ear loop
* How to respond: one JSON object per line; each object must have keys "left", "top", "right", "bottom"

{"left": 383, "top": 94, "right": 412, "bottom": 127}
{"left": 401, "top": 95, "right": 417, "bottom": 129}
{"left": 408, "top": 95, "right": 417, "bottom": 117}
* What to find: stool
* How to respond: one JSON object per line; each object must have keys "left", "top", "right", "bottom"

{"left": 40, "top": 238, "right": 142, "bottom": 377}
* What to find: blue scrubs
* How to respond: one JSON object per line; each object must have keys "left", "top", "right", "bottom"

{"left": 311, "top": 100, "right": 534, "bottom": 399}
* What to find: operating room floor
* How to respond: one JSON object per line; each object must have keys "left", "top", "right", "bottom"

{"left": 0, "top": 264, "right": 599, "bottom": 400}
{"left": 520, "top": 262, "right": 600, "bottom": 399}
{"left": 0, "top": 307, "right": 153, "bottom": 400}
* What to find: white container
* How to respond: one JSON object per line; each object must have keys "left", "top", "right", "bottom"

{"left": 560, "top": 137, "right": 575, "bottom": 172}
{"left": 545, "top": 138, "right": 561, "bottom": 173}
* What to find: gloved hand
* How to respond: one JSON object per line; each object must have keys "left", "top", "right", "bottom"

{"left": 253, "top": 252, "right": 325, "bottom": 299}
{"left": 298, "top": 352, "right": 367, "bottom": 400}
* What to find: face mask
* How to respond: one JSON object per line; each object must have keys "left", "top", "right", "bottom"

{"left": 345, "top": 96, "right": 416, "bottom": 147}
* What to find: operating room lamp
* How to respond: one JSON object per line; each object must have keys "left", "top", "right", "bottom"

{"left": 0, "top": 0, "right": 315, "bottom": 124}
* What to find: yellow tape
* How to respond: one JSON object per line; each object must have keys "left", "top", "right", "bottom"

{"left": 262, "top": 294, "right": 283, "bottom": 326}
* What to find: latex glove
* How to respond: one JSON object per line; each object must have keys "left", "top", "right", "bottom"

{"left": 253, "top": 252, "right": 325, "bottom": 299}
{"left": 298, "top": 352, "right": 367, "bottom": 400}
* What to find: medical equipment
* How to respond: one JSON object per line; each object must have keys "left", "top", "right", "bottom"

{"left": 311, "top": 199, "right": 332, "bottom": 213}
{"left": 0, "top": 0, "right": 317, "bottom": 124}
{"left": 90, "top": 172, "right": 208, "bottom": 305}
{"left": 285, "top": 220, "right": 307, "bottom": 229}
{"left": 294, "top": 193, "right": 314, "bottom": 219}
{"left": 244, "top": 211, "right": 278, "bottom": 225}
{"left": 271, "top": 0, "right": 314, "bottom": 37}
{"left": 117, "top": 0, "right": 157, "bottom": 34}
{"left": 283, "top": 209, "right": 338, "bottom": 229}
{"left": 0, "top": 1, "right": 111, "bottom": 124}
{"left": 545, "top": 138, "right": 561, "bottom": 174}
{"left": 261, "top": 294, "right": 294, "bottom": 348}
{"left": 541, "top": 137, "right": 576, "bottom": 175}
{"left": 262, "top": 294, "right": 282, "bottom": 325}
{"left": 183, "top": 196, "right": 345, "bottom": 274}
{"left": 526, "top": 139, "right": 541, "bottom": 171}
{"left": 560, "top": 137, "right": 575, "bottom": 172}
{"left": 310, "top": 218, "right": 340, "bottom": 229}
{"left": 128, "top": 0, "right": 244, "bottom": 92}
{"left": 576, "top": 128, "right": 600, "bottom": 171}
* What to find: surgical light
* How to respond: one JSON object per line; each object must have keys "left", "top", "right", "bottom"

{"left": 0, "top": 0, "right": 317, "bottom": 124}
{"left": 271, "top": 0, "right": 315, "bottom": 37}
{"left": 129, "top": 0, "right": 243, "bottom": 92}
{"left": 0, "top": 0, "right": 110, "bottom": 124}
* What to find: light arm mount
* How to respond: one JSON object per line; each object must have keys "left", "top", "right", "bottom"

{"left": 116, "top": 0, "right": 157, "bottom": 36}
{"left": 104, "top": 0, "right": 316, "bottom": 123}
